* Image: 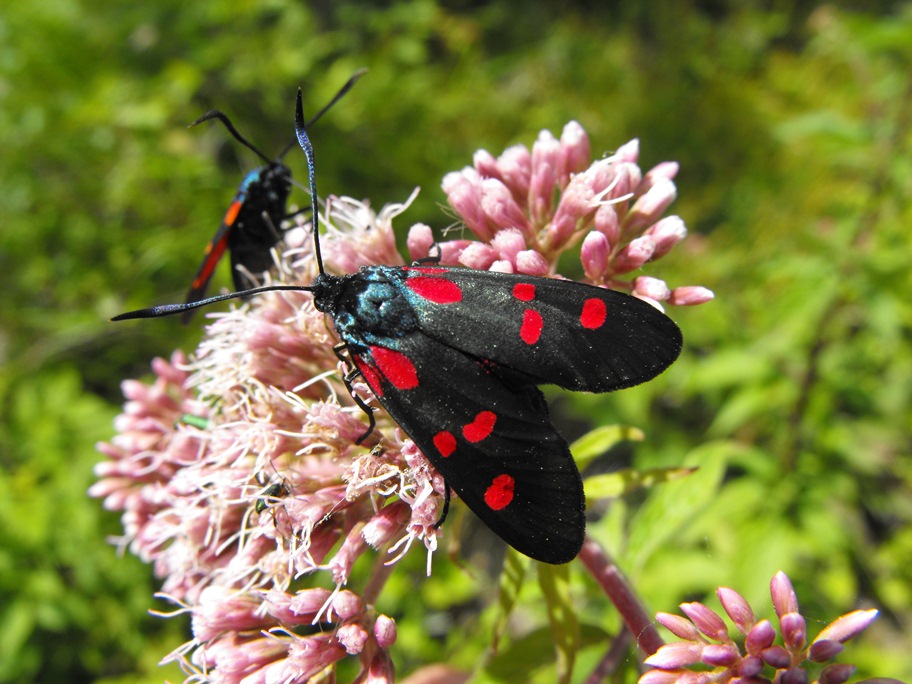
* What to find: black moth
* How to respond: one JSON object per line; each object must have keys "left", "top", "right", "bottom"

{"left": 114, "top": 91, "right": 683, "bottom": 564}
{"left": 182, "top": 69, "right": 365, "bottom": 322}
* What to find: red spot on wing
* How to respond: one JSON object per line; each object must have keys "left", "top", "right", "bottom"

{"left": 355, "top": 358, "right": 384, "bottom": 397}
{"left": 433, "top": 431, "right": 457, "bottom": 457}
{"left": 513, "top": 283, "right": 535, "bottom": 301}
{"left": 406, "top": 277, "right": 463, "bottom": 304}
{"left": 463, "top": 411, "right": 496, "bottom": 443}
{"left": 484, "top": 474, "right": 515, "bottom": 510}
{"left": 520, "top": 309, "right": 543, "bottom": 345}
{"left": 580, "top": 297, "right": 607, "bottom": 329}
{"left": 224, "top": 200, "right": 243, "bottom": 226}
{"left": 370, "top": 346, "right": 419, "bottom": 390}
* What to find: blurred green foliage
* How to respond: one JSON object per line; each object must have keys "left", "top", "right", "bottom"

{"left": 1, "top": 1, "right": 909, "bottom": 682}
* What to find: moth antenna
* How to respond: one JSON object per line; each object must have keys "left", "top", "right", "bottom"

{"left": 190, "top": 110, "right": 274, "bottom": 165}
{"left": 112, "top": 285, "right": 313, "bottom": 321}
{"left": 294, "top": 89, "right": 325, "bottom": 276}
{"left": 276, "top": 68, "right": 367, "bottom": 160}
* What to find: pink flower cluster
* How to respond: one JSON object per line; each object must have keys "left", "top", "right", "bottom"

{"left": 93, "top": 121, "right": 711, "bottom": 682}
{"left": 641, "top": 571, "right": 880, "bottom": 684}
{"left": 408, "top": 123, "right": 712, "bottom": 308}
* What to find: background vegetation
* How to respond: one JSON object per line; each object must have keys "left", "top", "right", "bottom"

{"left": 1, "top": 1, "right": 909, "bottom": 682}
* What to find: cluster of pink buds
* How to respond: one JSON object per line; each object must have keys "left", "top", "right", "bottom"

{"left": 407, "top": 123, "right": 713, "bottom": 309}
{"left": 641, "top": 572, "right": 881, "bottom": 684}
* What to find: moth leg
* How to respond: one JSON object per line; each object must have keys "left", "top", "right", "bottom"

{"left": 333, "top": 343, "right": 376, "bottom": 444}
{"left": 434, "top": 483, "right": 452, "bottom": 529}
{"left": 412, "top": 242, "right": 442, "bottom": 266}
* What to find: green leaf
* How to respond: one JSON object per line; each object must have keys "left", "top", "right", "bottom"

{"left": 537, "top": 563, "right": 579, "bottom": 684}
{"left": 584, "top": 466, "right": 699, "bottom": 501}
{"left": 569, "top": 425, "right": 645, "bottom": 470}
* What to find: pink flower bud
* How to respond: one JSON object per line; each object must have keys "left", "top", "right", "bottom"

{"left": 770, "top": 571, "right": 799, "bottom": 617}
{"left": 612, "top": 235, "right": 656, "bottom": 274}
{"left": 490, "top": 259, "right": 513, "bottom": 273}
{"left": 639, "top": 161, "right": 679, "bottom": 194}
{"left": 594, "top": 203, "right": 620, "bottom": 246}
{"left": 473, "top": 148, "right": 499, "bottom": 179}
{"left": 458, "top": 242, "right": 497, "bottom": 270}
{"left": 780, "top": 612, "right": 807, "bottom": 651}
{"left": 644, "top": 641, "right": 704, "bottom": 668}
{"left": 633, "top": 276, "right": 670, "bottom": 302}
{"left": 818, "top": 663, "right": 857, "bottom": 684}
{"left": 407, "top": 223, "right": 434, "bottom": 260}
{"left": 669, "top": 286, "right": 715, "bottom": 306}
{"left": 615, "top": 138, "right": 640, "bottom": 163}
{"left": 332, "top": 590, "right": 364, "bottom": 620}
{"left": 362, "top": 501, "right": 411, "bottom": 548}
{"left": 481, "top": 178, "right": 529, "bottom": 234}
{"left": 745, "top": 619, "right": 776, "bottom": 654}
{"left": 443, "top": 169, "right": 490, "bottom": 239}
{"left": 374, "top": 614, "right": 397, "bottom": 648}
{"left": 559, "top": 120, "right": 591, "bottom": 183}
{"left": 581, "top": 231, "right": 611, "bottom": 281}
{"left": 717, "top": 587, "right": 755, "bottom": 634}
{"left": 491, "top": 228, "right": 526, "bottom": 263}
{"left": 530, "top": 130, "right": 561, "bottom": 222}
{"left": 808, "top": 639, "right": 844, "bottom": 662}
{"left": 337, "top": 622, "right": 368, "bottom": 655}
{"left": 656, "top": 612, "right": 703, "bottom": 641}
{"left": 638, "top": 671, "right": 683, "bottom": 684}
{"left": 361, "top": 651, "right": 396, "bottom": 683}
{"left": 779, "top": 667, "right": 809, "bottom": 684}
{"left": 646, "top": 216, "right": 687, "bottom": 259}
{"left": 287, "top": 588, "right": 335, "bottom": 619}
{"left": 701, "top": 644, "right": 740, "bottom": 667}
{"left": 737, "top": 654, "right": 764, "bottom": 677}
{"left": 815, "top": 609, "right": 879, "bottom": 644}
{"left": 623, "top": 178, "right": 677, "bottom": 235}
{"left": 515, "top": 250, "right": 549, "bottom": 276}
{"left": 680, "top": 602, "right": 729, "bottom": 641}
{"left": 497, "top": 144, "right": 532, "bottom": 201}
{"left": 761, "top": 645, "right": 791, "bottom": 669}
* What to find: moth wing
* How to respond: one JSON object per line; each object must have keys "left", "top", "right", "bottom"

{"left": 350, "top": 333, "right": 585, "bottom": 564}
{"left": 401, "top": 267, "right": 683, "bottom": 392}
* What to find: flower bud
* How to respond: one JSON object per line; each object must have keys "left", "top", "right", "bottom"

{"left": 808, "top": 639, "right": 844, "bottom": 663}
{"left": 669, "top": 286, "right": 715, "bottom": 306}
{"left": 497, "top": 144, "right": 532, "bottom": 201}
{"left": 581, "top": 231, "right": 611, "bottom": 281}
{"left": 780, "top": 612, "right": 807, "bottom": 651}
{"left": 623, "top": 178, "right": 677, "bottom": 235}
{"left": 701, "top": 644, "right": 740, "bottom": 667}
{"left": 407, "top": 223, "right": 434, "bottom": 261}
{"left": 818, "top": 663, "right": 856, "bottom": 684}
{"left": 559, "top": 120, "right": 591, "bottom": 182}
{"left": 374, "top": 614, "right": 398, "bottom": 648}
{"left": 656, "top": 612, "right": 702, "bottom": 641}
{"left": 646, "top": 216, "right": 687, "bottom": 259}
{"left": 770, "top": 571, "right": 799, "bottom": 617}
{"left": 717, "top": 587, "right": 755, "bottom": 634}
{"left": 337, "top": 622, "right": 368, "bottom": 655}
{"left": 643, "top": 642, "right": 704, "bottom": 669}
{"left": 515, "top": 250, "right": 549, "bottom": 276}
{"left": 611, "top": 235, "right": 656, "bottom": 274}
{"left": 761, "top": 645, "right": 791, "bottom": 669}
{"left": 679, "top": 602, "right": 728, "bottom": 641}
{"left": 815, "top": 609, "right": 879, "bottom": 644}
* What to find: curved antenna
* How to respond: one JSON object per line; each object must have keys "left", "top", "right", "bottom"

{"left": 190, "top": 110, "right": 274, "bottom": 165}
{"left": 276, "top": 67, "right": 367, "bottom": 160}
{"left": 294, "top": 89, "right": 324, "bottom": 276}
{"left": 112, "top": 285, "right": 312, "bottom": 321}
{"left": 192, "top": 69, "right": 368, "bottom": 166}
